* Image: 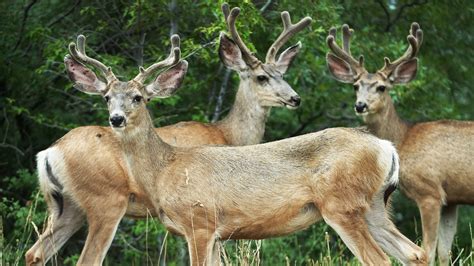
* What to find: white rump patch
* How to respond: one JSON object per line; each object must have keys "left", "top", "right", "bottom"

{"left": 377, "top": 139, "right": 399, "bottom": 187}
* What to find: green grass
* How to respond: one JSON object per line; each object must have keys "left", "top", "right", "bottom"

{"left": 1, "top": 190, "right": 473, "bottom": 265}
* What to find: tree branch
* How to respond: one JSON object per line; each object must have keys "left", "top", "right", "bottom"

{"left": 13, "top": 0, "right": 39, "bottom": 51}
{"left": 2, "top": 107, "right": 10, "bottom": 143}
{"left": 377, "top": 0, "right": 429, "bottom": 32}
{"left": 375, "top": 0, "right": 391, "bottom": 31}
{"left": 169, "top": 0, "right": 178, "bottom": 36}
{"left": 47, "top": 0, "right": 81, "bottom": 27}
{"left": 206, "top": 64, "right": 224, "bottom": 119}
{"left": 392, "top": 0, "right": 428, "bottom": 28}
{"left": 290, "top": 111, "right": 324, "bottom": 137}
{"left": 260, "top": 0, "right": 273, "bottom": 13}
{"left": 135, "top": 0, "right": 145, "bottom": 67}
{"left": 0, "top": 143, "right": 25, "bottom": 156}
{"left": 212, "top": 68, "right": 232, "bottom": 123}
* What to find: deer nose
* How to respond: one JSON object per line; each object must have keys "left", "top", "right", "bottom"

{"left": 354, "top": 102, "right": 367, "bottom": 113}
{"left": 290, "top": 95, "right": 301, "bottom": 106}
{"left": 110, "top": 115, "right": 125, "bottom": 127}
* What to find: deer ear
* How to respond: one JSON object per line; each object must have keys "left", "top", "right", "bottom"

{"left": 326, "top": 53, "right": 355, "bottom": 83}
{"left": 275, "top": 42, "right": 301, "bottom": 74}
{"left": 219, "top": 33, "right": 247, "bottom": 71}
{"left": 64, "top": 55, "right": 107, "bottom": 95}
{"left": 389, "top": 58, "right": 418, "bottom": 84}
{"left": 145, "top": 60, "right": 188, "bottom": 99}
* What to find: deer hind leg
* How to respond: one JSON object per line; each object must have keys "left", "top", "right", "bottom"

{"left": 365, "top": 192, "right": 427, "bottom": 265}
{"left": 210, "top": 240, "right": 222, "bottom": 265}
{"left": 320, "top": 202, "right": 391, "bottom": 266}
{"left": 186, "top": 229, "right": 220, "bottom": 266}
{"left": 417, "top": 196, "right": 442, "bottom": 266}
{"left": 77, "top": 195, "right": 128, "bottom": 265}
{"left": 437, "top": 204, "right": 458, "bottom": 266}
{"left": 25, "top": 196, "right": 84, "bottom": 266}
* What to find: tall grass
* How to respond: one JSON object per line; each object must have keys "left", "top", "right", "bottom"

{"left": 1, "top": 191, "right": 473, "bottom": 265}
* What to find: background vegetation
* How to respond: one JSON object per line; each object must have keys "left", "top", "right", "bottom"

{"left": 1, "top": 0, "right": 473, "bottom": 265}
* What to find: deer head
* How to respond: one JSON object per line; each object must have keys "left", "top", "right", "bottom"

{"left": 64, "top": 34, "right": 188, "bottom": 131}
{"left": 326, "top": 23, "right": 423, "bottom": 116}
{"left": 219, "top": 3, "right": 312, "bottom": 109}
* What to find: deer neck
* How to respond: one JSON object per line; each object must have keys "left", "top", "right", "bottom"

{"left": 216, "top": 79, "right": 270, "bottom": 145}
{"left": 115, "top": 107, "right": 173, "bottom": 195}
{"left": 363, "top": 97, "right": 409, "bottom": 147}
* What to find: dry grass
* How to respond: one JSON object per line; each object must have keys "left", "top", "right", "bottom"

{"left": 1, "top": 194, "right": 473, "bottom": 266}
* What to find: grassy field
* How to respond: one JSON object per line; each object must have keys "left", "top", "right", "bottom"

{"left": 1, "top": 186, "right": 473, "bottom": 265}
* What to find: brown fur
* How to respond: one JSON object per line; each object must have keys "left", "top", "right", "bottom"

{"left": 331, "top": 69, "right": 473, "bottom": 265}
{"left": 363, "top": 94, "right": 474, "bottom": 265}
{"left": 326, "top": 23, "right": 472, "bottom": 264}
{"left": 97, "top": 80, "right": 425, "bottom": 265}
{"left": 26, "top": 8, "right": 311, "bottom": 263}
{"left": 26, "top": 33, "right": 301, "bottom": 266}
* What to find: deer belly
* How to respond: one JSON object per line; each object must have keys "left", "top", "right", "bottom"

{"left": 444, "top": 178, "right": 474, "bottom": 204}
{"left": 125, "top": 193, "right": 157, "bottom": 218}
{"left": 277, "top": 202, "right": 322, "bottom": 235}
{"left": 227, "top": 202, "right": 322, "bottom": 239}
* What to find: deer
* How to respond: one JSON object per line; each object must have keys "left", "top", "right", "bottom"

{"left": 326, "top": 22, "right": 474, "bottom": 265}
{"left": 31, "top": 5, "right": 430, "bottom": 265}
{"left": 25, "top": 4, "right": 312, "bottom": 265}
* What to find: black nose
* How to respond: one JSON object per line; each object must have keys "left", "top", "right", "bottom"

{"left": 354, "top": 102, "right": 367, "bottom": 113}
{"left": 110, "top": 115, "right": 125, "bottom": 127}
{"left": 290, "top": 95, "right": 301, "bottom": 106}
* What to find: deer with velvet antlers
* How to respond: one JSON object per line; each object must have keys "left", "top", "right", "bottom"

{"left": 31, "top": 5, "right": 429, "bottom": 265}
{"left": 25, "top": 4, "right": 311, "bottom": 265}
{"left": 326, "top": 23, "right": 474, "bottom": 265}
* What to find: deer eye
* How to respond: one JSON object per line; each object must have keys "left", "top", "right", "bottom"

{"left": 256, "top": 75, "right": 269, "bottom": 83}
{"left": 353, "top": 84, "right": 359, "bottom": 91}
{"left": 376, "top": 86, "right": 386, "bottom": 93}
{"left": 133, "top": 95, "right": 143, "bottom": 103}
{"left": 104, "top": 96, "right": 110, "bottom": 102}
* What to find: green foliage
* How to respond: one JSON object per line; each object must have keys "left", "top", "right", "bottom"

{"left": 1, "top": 170, "right": 47, "bottom": 265}
{"left": 0, "top": 0, "right": 473, "bottom": 265}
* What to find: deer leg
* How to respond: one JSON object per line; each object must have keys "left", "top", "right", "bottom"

{"left": 77, "top": 195, "right": 127, "bottom": 265}
{"left": 186, "top": 229, "right": 219, "bottom": 266}
{"left": 417, "top": 197, "right": 442, "bottom": 266}
{"left": 25, "top": 197, "right": 84, "bottom": 266}
{"left": 210, "top": 240, "right": 222, "bottom": 265}
{"left": 437, "top": 204, "right": 458, "bottom": 266}
{"left": 365, "top": 194, "right": 427, "bottom": 265}
{"left": 321, "top": 204, "right": 391, "bottom": 266}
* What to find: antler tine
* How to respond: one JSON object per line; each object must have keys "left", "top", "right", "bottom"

{"left": 342, "top": 25, "right": 353, "bottom": 55}
{"left": 342, "top": 25, "right": 365, "bottom": 68}
{"left": 222, "top": 3, "right": 260, "bottom": 68}
{"left": 326, "top": 24, "right": 365, "bottom": 74}
{"left": 69, "top": 35, "right": 117, "bottom": 82}
{"left": 329, "top": 27, "right": 337, "bottom": 39}
{"left": 133, "top": 34, "right": 182, "bottom": 84}
{"left": 379, "top": 22, "right": 423, "bottom": 75}
{"left": 265, "top": 11, "right": 312, "bottom": 64}
{"left": 410, "top": 22, "right": 423, "bottom": 47}
{"left": 222, "top": 2, "right": 230, "bottom": 21}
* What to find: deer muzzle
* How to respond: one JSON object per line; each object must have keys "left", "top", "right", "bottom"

{"left": 110, "top": 115, "right": 125, "bottom": 128}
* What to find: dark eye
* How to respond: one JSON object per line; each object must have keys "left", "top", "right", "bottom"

{"left": 104, "top": 96, "right": 110, "bottom": 102}
{"left": 133, "top": 95, "right": 143, "bottom": 103}
{"left": 257, "top": 75, "right": 268, "bottom": 83}
{"left": 353, "top": 84, "right": 359, "bottom": 91}
{"left": 376, "top": 86, "right": 386, "bottom": 93}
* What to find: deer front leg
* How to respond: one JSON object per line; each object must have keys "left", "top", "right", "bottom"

{"left": 321, "top": 202, "right": 391, "bottom": 266}
{"left": 437, "top": 204, "right": 458, "bottom": 266}
{"left": 417, "top": 197, "right": 442, "bottom": 266}
{"left": 186, "top": 229, "right": 220, "bottom": 266}
{"left": 77, "top": 196, "right": 128, "bottom": 265}
{"left": 25, "top": 197, "right": 84, "bottom": 266}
